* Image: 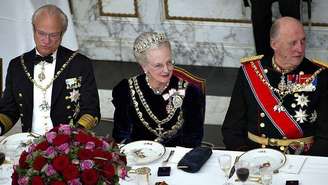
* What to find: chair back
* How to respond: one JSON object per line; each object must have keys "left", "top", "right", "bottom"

{"left": 173, "top": 66, "right": 206, "bottom": 94}
{"left": 0, "top": 58, "right": 2, "bottom": 95}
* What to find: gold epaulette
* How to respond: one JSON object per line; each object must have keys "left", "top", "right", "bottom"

{"left": 240, "top": 55, "right": 264, "bottom": 64}
{"left": 77, "top": 114, "right": 99, "bottom": 129}
{"left": 311, "top": 59, "right": 328, "bottom": 68}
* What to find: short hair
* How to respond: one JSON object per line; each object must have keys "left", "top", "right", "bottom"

{"left": 133, "top": 32, "right": 171, "bottom": 65}
{"left": 270, "top": 19, "right": 281, "bottom": 41}
{"left": 32, "top": 4, "right": 68, "bottom": 33}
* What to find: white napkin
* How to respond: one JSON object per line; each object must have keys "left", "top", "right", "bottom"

{"left": 279, "top": 155, "right": 307, "bottom": 174}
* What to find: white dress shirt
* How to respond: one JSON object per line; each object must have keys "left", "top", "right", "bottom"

{"left": 32, "top": 50, "right": 57, "bottom": 135}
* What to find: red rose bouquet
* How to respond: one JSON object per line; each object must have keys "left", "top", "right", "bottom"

{"left": 11, "top": 124, "right": 128, "bottom": 185}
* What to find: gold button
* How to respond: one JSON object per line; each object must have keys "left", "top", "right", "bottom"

{"left": 283, "top": 136, "right": 287, "bottom": 139}
{"left": 264, "top": 69, "right": 268, "bottom": 73}
{"left": 294, "top": 93, "right": 299, "bottom": 97}
{"left": 260, "top": 122, "right": 265, "bottom": 128}
{"left": 261, "top": 134, "right": 266, "bottom": 137}
{"left": 261, "top": 145, "right": 266, "bottom": 148}
{"left": 20, "top": 113, "right": 23, "bottom": 117}
{"left": 65, "top": 96, "right": 69, "bottom": 100}
{"left": 260, "top": 112, "right": 265, "bottom": 118}
{"left": 280, "top": 146, "right": 285, "bottom": 151}
{"left": 66, "top": 105, "right": 71, "bottom": 109}
{"left": 68, "top": 116, "right": 72, "bottom": 119}
{"left": 299, "top": 71, "right": 304, "bottom": 75}
{"left": 291, "top": 103, "right": 296, "bottom": 108}
{"left": 18, "top": 93, "right": 23, "bottom": 97}
{"left": 19, "top": 104, "right": 23, "bottom": 107}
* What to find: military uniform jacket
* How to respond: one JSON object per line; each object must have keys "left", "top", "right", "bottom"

{"left": 112, "top": 74, "right": 204, "bottom": 147}
{"left": 0, "top": 46, "right": 101, "bottom": 134}
{"left": 222, "top": 55, "right": 328, "bottom": 156}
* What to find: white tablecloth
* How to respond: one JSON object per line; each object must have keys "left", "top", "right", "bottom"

{"left": 1, "top": 142, "right": 328, "bottom": 185}
{"left": 121, "top": 147, "right": 328, "bottom": 185}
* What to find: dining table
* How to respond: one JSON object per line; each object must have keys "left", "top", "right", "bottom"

{"left": 1, "top": 137, "right": 328, "bottom": 185}
{"left": 121, "top": 146, "right": 328, "bottom": 185}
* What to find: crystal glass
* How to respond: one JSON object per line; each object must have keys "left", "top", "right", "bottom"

{"left": 235, "top": 160, "right": 250, "bottom": 184}
{"left": 218, "top": 154, "right": 232, "bottom": 185}
{"left": 260, "top": 166, "right": 273, "bottom": 185}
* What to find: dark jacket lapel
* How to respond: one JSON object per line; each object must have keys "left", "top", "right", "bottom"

{"left": 51, "top": 46, "right": 71, "bottom": 106}
{"left": 23, "top": 49, "right": 36, "bottom": 112}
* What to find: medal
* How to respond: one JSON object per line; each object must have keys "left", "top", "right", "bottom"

{"left": 172, "top": 95, "right": 183, "bottom": 108}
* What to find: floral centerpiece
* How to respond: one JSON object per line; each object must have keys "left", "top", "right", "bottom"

{"left": 11, "top": 124, "right": 128, "bottom": 185}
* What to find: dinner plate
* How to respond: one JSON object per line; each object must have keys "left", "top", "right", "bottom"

{"left": 120, "top": 140, "right": 166, "bottom": 165}
{"left": 0, "top": 132, "right": 37, "bottom": 160}
{"left": 239, "top": 148, "right": 286, "bottom": 172}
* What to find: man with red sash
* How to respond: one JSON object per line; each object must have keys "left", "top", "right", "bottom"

{"left": 222, "top": 17, "right": 328, "bottom": 156}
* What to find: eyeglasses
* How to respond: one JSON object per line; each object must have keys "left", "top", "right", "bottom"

{"left": 34, "top": 29, "right": 62, "bottom": 40}
{"left": 149, "top": 60, "right": 175, "bottom": 72}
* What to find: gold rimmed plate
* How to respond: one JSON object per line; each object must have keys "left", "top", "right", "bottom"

{"left": 239, "top": 148, "right": 286, "bottom": 172}
{"left": 120, "top": 140, "right": 166, "bottom": 165}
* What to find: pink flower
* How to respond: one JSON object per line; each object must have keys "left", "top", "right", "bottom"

{"left": 119, "top": 166, "right": 128, "bottom": 179}
{"left": 102, "top": 140, "right": 110, "bottom": 150}
{"left": 45, "top": 146, "right": 57, "bottom": 158}
{"left": 28, "top": 143, "right": 37, "bottom": 153}
{"left": 59, "top": 124, "right": 72, "bottom": 135}
{"left": 67, "top": 178, "right": 82, "bottom": 185}
{"left": 44, "top": 164, "right": 57, "bottom": 176}
{"left": 46, "top": 132, "right": 57, "bottom": 143}
{"left": 80, "top": 160, "right": 94, "bottom": 170}
{"left": 57, "top": 143, "right": 70, "bottom": 154}
{"left": 18, "top": 176, "right": 29, "bottom": 185}
{"left": 85, "top": 142, "right": 95, "bottom": 150}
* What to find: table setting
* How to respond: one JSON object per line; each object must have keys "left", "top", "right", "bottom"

{"left": 1, "top": 134, "right": 328, "bottom": 185}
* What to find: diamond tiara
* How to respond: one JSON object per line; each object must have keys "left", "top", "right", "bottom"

{"left": 133, "top": 32, "right": 168, "bottom": 54}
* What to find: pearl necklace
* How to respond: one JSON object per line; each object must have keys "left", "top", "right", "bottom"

{"left": 145, "top": 75, "right": 169, "bottom": 95}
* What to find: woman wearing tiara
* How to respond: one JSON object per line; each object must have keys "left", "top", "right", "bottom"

{"left": 111, "top": 32, "right": 204, "bottom": 147}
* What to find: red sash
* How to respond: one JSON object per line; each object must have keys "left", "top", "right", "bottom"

{"left": 242, "top": 61, "right": 303, "bottom": 138}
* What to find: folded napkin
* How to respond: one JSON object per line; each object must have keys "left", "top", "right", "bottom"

{"left": 280, "top": 155, "right": 307, "bottom": 174}
{"left": 177, "top": 146, "right": 212, "bottom": 173}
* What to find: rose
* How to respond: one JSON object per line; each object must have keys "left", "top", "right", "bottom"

{"left": 63, "top": 164, "right": 79, "bottom": 181}
{"left": 19, "top": 151, "right": 29, "bottom": 169}
{"left": 81, "top": 169, "right": 98, "bottom": 185}
{"left": 58, "top": 124, "right": 72, "bottom": 135}
{"left": 11, "top": 170, "right": 19, "bottom": 185}
{"left": 44, "top": 164, "right": 56, "bottom": 176}
{"left": 32, "top": 176, "right": 44, "bottom": 185}
{"left": 102, "top": 163, "right": 115, "bottom": 179}
{"left": 75, "top": 131, "right": 90, "bottom": 144}
{"left": 50, "top": 181, "right": 66, "bottom": 185}
{"left": 53, "top": 134, "right": 70, "bottom": 146}
{"left": 52, "top": 155, "right": 70, "bottom": 172}
{"left": 80, "top": 160, "right": 94, "bottom": 170}
{"left": 35, "top": 141, "right": 49, "bottom": 151}
{"left": 46, "top": 131, "right": 57, "bottom": 143}
{"left": 33, "top": 156, "right": 47, "bottom": 171}
{"left": 77, "top": 149, "right": 93, "bottom": 160}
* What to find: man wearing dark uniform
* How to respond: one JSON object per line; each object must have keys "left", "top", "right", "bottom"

{"left": 222, "top": 17, "right": 328, "bottom": 156}
{"left": 0, "top": 5, "right": 100, "bottom": 135}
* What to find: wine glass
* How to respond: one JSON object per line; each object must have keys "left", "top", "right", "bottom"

{"left": 218, "top": 154, "right": 232, "bottom": 185}
{"left": 260, "top": 166, "right": 273, "bottom": 185}
{"left": 235, "top": 160, "right": 250, "bottom": 184}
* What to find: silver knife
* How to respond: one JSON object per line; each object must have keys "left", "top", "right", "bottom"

{"left": 228, "top": 155, "right": 240, "bottom": 178}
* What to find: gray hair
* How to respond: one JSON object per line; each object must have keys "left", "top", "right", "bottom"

{"left": 32, "top": 4, "right": 68, "bottom": 34}
{"left": 133, "top": 32, "right": 171, "bottom": 65}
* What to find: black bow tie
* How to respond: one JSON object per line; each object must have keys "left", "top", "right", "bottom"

{"left": 35, "top": 54, "right": 53, "bottom": 64}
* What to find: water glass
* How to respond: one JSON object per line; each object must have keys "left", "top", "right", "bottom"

{"left": 218, "top": 154, "right": 232, "bottom": 185}
{"left": 235, "top": 160, "right": 250, "bottom": 184}
{"left": 260, "top": 167, "right": 273, "bottom": 185}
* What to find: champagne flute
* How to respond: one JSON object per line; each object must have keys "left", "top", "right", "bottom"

{"left": 218, "top": 154, "right": 232, "bottom": 185}
{"left": 236, "top": 160, "right": 250, "bottom": 185}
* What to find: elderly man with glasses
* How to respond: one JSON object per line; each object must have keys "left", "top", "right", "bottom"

{"left": 0, "top": 4, "right": 100, "bottom": 135}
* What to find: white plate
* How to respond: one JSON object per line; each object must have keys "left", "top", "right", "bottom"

{"left": 0, "top": 133, "right": 37, "bottom": 160}
{"left": 121, "top": 140, "right": 166, "bottom": 165}
{"left": 239, "top": 148, "right": 286, "bottom": 171}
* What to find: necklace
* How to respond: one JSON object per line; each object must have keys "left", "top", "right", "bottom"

{"left": 250, "top": 61, "right": 323, "bottom": 112}
{"left": 145, "top": 75, "right": 169, "bottom": 95}
{"left": 20, "top": 52, "right": 78, "bottom": 112}
{"left": 272, "top": 57, "right": 295, "bottom": 92}
{"left": 128, "top": 76, "right": 185, "bottom": 142}
{"left": 38, "top": 61, "right": 46, "bottom": 82}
